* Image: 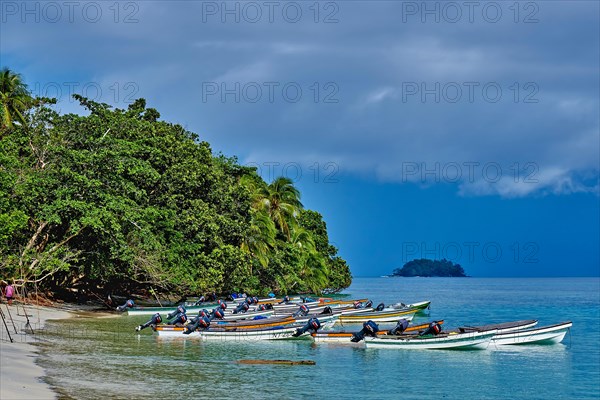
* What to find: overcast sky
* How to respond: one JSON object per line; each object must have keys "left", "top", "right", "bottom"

{"left": 2, "top": 0, "right": 598, "bottom": 276}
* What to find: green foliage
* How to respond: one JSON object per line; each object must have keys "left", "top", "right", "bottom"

{"left": 0, "top": 70, "right": 352, "bottom": 297}
{"left": 392, "top": 259, "right": 467, "bottom": 277}
{"left": 0, "top": 68, "right": 32, "bottom": 129}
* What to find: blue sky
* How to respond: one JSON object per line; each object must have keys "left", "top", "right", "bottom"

{"left": 1, "top": 0, "right": 598, "bottom": 276}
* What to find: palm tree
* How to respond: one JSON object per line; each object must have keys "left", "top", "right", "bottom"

{"left": 290, "top": 227, "right": 328, "bottom": 294}
{"left": 289, "top": 227, "right": 315, "bottom": 251}
{"left": 260, "top": 177, "right": 303, "bottom": 240}
{"left": 300, "top": 251, "right": 328, "bottom": 294}
{"left": 241, "top": 210, "right": 277, "bottom": 269}
{"left": 0, "top": 68, "right": 31, "bottom": 129}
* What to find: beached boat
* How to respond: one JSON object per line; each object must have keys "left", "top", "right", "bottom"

{"left": 312, "top": 321, "right": 444, "bottom": 343}
{"left": 157, "top": 325, "right": 311, "bottom": 340}
{"left": 390, "top": 301, "right": 431, "bottom": 312}
{"left": 337, "top": 308, "right": 417, "bottom": 324}
{"left": 127, "top": 305, "right": 273, "bottom": 319}
{"left": 155, "top": 316, "right": 296, "bottom": 337}
{"left": 125, "top": 305, "right": 217, "bottom": 316}
{"left": 365, "top": 330, "right": 497, "bottom": 350}
{"left": 200, "top": 325, "right": 312, "bottom": 341}
{"left": 456, "top": 319, "right": 538, "bottom": 335}
{"left": 271, "top": 299, "right": 367, "bottom": 313}
{"left": 219, "top": 309, "right": 274, "bottom": 320}
{"left": 273, "top": 303, "right": 333, "bottom": 315}
{"left": 491, "top": 322, "right": 572, "bottom": 346}
{"left": 291, "top": 312, "right": 340, "bottom": 325}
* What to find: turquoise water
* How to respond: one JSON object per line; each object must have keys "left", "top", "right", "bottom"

{"left": 38, "top": 277, "right": 600, "bottom": 399}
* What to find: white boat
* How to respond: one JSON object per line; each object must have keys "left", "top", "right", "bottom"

{"left": 491, "top": 322, "right": 572, "bottom": 346}
{"left": 457, "top": 320, "right": 538, "bottom": 335}
{"left": 337, "top": 309, "right": 417, "bottom": 324}
{"left": 365, "top": 330, "right": 497, "bottom": 350}
{"left": 126, "top": 305, "right": 220, "bottom": 316}
{"left": 312, "top": 321, "right": 443, "bottom": 344}
{"left": 390, "top": 300, "right": 431, "bottom": 312}
{"left": 220, "top": 309, "right": 274, "bottom": 320}
{"left": 154, "top": 315, "right": 336, "bottom": 338}
{"left": 155, "top": 320, "right": 292, "bottom": 338}
{"left": 292, "top": 312, "right": 339, "bottom": 325}
{"left": 158, "top": 325, "right": 311, "bottom": 341}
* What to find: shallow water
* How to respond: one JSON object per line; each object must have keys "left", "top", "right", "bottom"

{"left": 38, "top": 277, "right": 600, "bottom": 399}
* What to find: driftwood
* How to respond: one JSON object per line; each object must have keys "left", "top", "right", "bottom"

{"left": 237, "top": 359, "right": 315, "bottom": 366}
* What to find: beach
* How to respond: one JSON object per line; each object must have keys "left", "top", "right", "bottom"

{"left": 0, "top": 303, "right": 72, "bottom": 400}
{"left": 26, "top": 278, "right": 599, "bottom": 400}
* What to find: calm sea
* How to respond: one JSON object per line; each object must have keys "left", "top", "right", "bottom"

{"left": 38, "top": 277, "right": 600, "bottom": 399}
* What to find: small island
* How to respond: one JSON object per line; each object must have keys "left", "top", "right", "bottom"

{"left": 391, "top": 258, "right": 467, "bottom": 277}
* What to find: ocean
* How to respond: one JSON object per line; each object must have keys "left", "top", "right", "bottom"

{"left": 38, "top": 277, "right": 600, "bottom": 399}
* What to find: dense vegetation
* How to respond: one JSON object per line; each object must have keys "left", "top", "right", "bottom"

{"left": 0, "top": 68, "right": 351, "bottom": 299}
{"left": 392, "top": 259, "right": 466, "bottom": 277}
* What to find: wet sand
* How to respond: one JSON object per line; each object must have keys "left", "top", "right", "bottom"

{"left": 0, "top": 304, "right": 72, "bottom": 400}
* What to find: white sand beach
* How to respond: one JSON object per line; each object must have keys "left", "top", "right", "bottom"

{"left": 0, "top": 304, "right": 72, "bottom": 400}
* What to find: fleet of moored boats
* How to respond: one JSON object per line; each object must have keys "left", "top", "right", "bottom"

{"left": 120, "top": 296, "right": 572, "bottom": 350}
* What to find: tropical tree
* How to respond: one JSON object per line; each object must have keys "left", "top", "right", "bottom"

{"left": 0, "top": 68, "right": 31, "bottom": 130}
{"left": 241, "top": 210, "right": 276, "bottom": 269}
{"left": 0, "top": 69, "right": 353, "bottom": 298}
{"left": 259, "top": 176, "right": 303, "bottom": 240}
{"left": 290, "top": 227, "right": 328, "bottom": 293}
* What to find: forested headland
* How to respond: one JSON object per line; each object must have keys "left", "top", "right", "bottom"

{"left": 392, "top": 259, "right": 466, "bottom": 277}
{"left": 0, "top": 68, "right": 351, "bottom": 300}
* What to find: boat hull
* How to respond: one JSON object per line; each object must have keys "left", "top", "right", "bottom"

{"left": 457, "top": 320, "right": 538, "bottom": 335}
{"left": 337, "top": 309, "right": 417, "bottom": 323}
{"left": 126, "top": 305, "right": 219, "bottom": 316}
{"left": 312, "top": 321, "right": 443, "bottom": 343}
{"left": 391, "top": 301, "right": 431, "bottom": 312}
{"left": 491, "top": 322, "right": 572, "bottom": 346}
{"left": 157, "top": 326, "right": 309, "bottom": 341}
{"left": 365, "top": 331, "right": 496, "bottom": 350}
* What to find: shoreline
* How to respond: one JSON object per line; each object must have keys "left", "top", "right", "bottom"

{"left": 0, "top": 303, "right": 74, "bottom": 400}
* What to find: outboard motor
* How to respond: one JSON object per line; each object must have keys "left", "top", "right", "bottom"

{"left": 364, "top": 300, "right": 373, "bottom": 308}
{"left": 193, "top": 296, "right": 206, "bottom": 306}
{"left": 184, "top": 316, "right": 211, "bottom": 334}
{"left": 168, "top": 312, "right": 187, "bottom": 326}
{"left": 210, "top": 308, "right": 225, "bottom": 320}
{"left": 420, "top": 321, "right": 442, "bottom": 336}
{"left": 353, "top": 301, "right": 362, "bottom": 309}
{"left": 257, "top": 304, "right": 266, "bottom": 311}
{"left": 207, "top": 292, "right": 217, "bottom": 302}
{"left": 188, "top": 310, "right": 206, "bottom": 324}
{"left": 293, "top": 304, "right": 310, "bottom": 317}
{"left": 387, "top": 319, "right": 410, "bottom": 335}
{"left": 320, "top": 306, "right": 333, "bottom": 315}
{"left": 279, "top": 295, "right": 290, "bottom": 305}
{"left": 351, "top": 320, "right": 380, "bottom": 342}
{"left": 116, "top": 299, "right": 134, "bottom": 312}
{"left": 252, "top": 296, "right": 259, "bottom": 304}
{"left": 135, "top": 313, "right": 162, "bottom": 331}
{"left": 218, "top": 300, "right": 227, "bottom": 310}
{"left": 375, "top": 303, "right": 385, "bottom": 311}
{"left": 292, "top": 317, "right": 321, "bottom": 337}
{"left": 167, "top": 305, "right": 186, "bottom": 320}
{"left": 233, "top": 302, "right": 250, "bottom": 314}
